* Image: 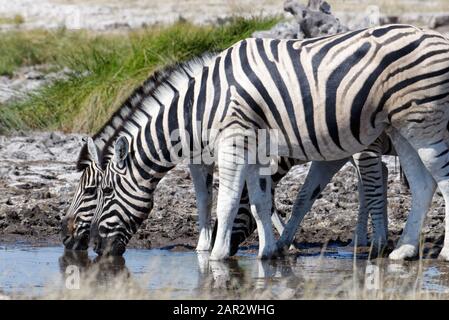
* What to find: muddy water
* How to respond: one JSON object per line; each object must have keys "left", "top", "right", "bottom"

{"left": 2, "top": 244, "right": 449, "bottom": 299}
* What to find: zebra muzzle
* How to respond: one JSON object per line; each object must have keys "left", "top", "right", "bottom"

{"left": 62, "top": 233, "right": 90, "bottom": 251}
{"left": 94, "top": 236, "right": 127, "bottom": 256}
{"left": 61, "top": 218, "right": 90, "bottom": 251}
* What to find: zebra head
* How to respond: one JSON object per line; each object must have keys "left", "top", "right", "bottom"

{"left": 91, "top": 136, "right": 155, "bottom": 256}
{"left": 62, "top": 137, "right": 103, "bottom": 250}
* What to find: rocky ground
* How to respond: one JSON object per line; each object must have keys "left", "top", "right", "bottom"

{"left": 0, "top": 132, "right": 446, "bottom": 256}
{"left": 0, "top": 65, "right": 73, "bottom": 104}
{"left": 0, "top": 0, "right": 284, "bottom": 31}
{"left": 0, "top": 0, "right": 448, "bottom": 33}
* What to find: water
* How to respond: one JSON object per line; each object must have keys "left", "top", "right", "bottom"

{"left": 2, "top": 244, "right": 449, "bottom": 299}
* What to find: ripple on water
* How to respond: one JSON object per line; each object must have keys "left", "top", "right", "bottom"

{"left": 2, "top": 244, "right": 449, "bottom": 299}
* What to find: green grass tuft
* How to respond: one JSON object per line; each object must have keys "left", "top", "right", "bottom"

{"left": 0, "top": 17, "right": 280, "bottom": 134}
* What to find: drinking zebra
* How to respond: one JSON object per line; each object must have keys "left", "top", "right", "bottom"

{"left": 89, "top": 24, "right": 449, "bottom": 260}
{"left": 62, "top": 55, "right": 391, "bottom": 254}
{"left": 62, "top": 67, "right": 176, "bottom": 250}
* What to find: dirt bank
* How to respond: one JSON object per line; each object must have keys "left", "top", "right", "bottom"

{"left": 0, "top": 132, "right": 445, "bottom": 255}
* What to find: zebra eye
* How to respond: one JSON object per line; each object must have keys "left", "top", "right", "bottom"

{"left": 85, "top": 187, "right": 97, "bottom": 195}
{"left": 103, "top": 187, "right": 114, "bottom": 196}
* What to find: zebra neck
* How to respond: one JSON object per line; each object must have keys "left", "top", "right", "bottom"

{"left": 118, "top": 54, "right": 218, "bottom": 176}
{"left": 136, "top": 76, "right": 207, "bottom": 168}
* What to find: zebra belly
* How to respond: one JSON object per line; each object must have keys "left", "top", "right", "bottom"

{"left": 251, "top": 104, "right": 387, "bottom": 162}
{"left": 274, "top": 135, "right": 384, "bottom": 162}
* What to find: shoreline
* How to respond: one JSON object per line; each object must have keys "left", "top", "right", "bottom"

{"left": 0, "top": 131, "right": 446, "bottom": 256}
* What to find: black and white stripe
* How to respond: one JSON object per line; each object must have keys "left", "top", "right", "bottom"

{"left": 218, "top": 133, "right": 395, "bottom": 254}
{"left": 61, "top": 67, "right": 175, "bottom": 249}
{"left": 90, "top": 24, "right": 449, "bottom": 260}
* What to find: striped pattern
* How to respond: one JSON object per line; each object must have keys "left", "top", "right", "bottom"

{"left": 61, "top": 67, "right": 176, "bottom": 249}
{"left": 90, "top": 24, "right": 449, "bottom": 259}
{"left": 219, "top": 133, "right": 395, "bottom": 253}
{"left": 62, "top": 57, "right": 297, "bottom": 252}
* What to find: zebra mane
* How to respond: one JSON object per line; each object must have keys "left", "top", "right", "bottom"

{"left": 76, "top": 52, "right": 217, "bottom": 171}
{"left": 75, "top": 67, "right": 173, "bottom": 171}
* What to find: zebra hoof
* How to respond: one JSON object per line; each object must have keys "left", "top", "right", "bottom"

{"left": 438, "top": 247, "right": 449, "bottom": 261}
{"left": 258, "top": 246, "right": 277, "bottom": 260}
{"left": 195, "top": 243, "right": 211, "bottom": 252}
{"left": 275, "top": 242, "right": 290, "bottom": 257}
{"left": 209, "top": 247, "right": 230, "bottom": 261}
{"left": 389, "top": 244, "right": 417, "bottom": 260}
{"left": 346, "top": 235, "right": 369, "bottom": 248}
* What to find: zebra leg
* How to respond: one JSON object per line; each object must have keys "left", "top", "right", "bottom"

{"left": 270, "top": 157, "right": 302, "bottom": 244}
{"left": 387, "top": 128, "right": 436, "bottom": 260}
{"left": 211, "top": 177, "right": 294, "bottom": 255}
{"left": 352, "top": 151, "right": 388, "bottom": 249}
{"left": 213, "top": 185, "right": 257, "bottom": 256}
{"left": 210, "top": 139, "right": 248, "bottom": 260}
{"left": 246, "top": 164, "right": 276, "bottom": 259}
{"left": 396, "top": 129, "right": 449, "bottom": 261}
{"left": 211, "top": 156, "right": 297, "bottom": 255}
{"left": 271, "top": 208, "right": 300, "bottom": 250}
{"left": 268, "top": 157, "right": 303, "bottom": 250}
{"left": 347, "top": 172, "right": 369, "bottom": 247}
{"left": 227, "top": 183, "right": 281, "bottom": 255}
{"left": 381, "top": 162, "right": 389, "bottom": 240}
{"left": 277, "top": 159, "right": 348, "bottom": 253}
{"left": 189, "top": 164, "right": 214, "bottom": 252}
{"left": 214, "top": 182, "right": 297, "bottom": 255}
{"left": 271, "top": 210, "right": 285, "bottom": 234}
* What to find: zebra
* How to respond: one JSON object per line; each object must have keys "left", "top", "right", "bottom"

{"left": 63, "top": 59, "right": 393, "bottom": 254}
{"left": 79, "top": 63, "right": 392, "bottom": 256}
{"left": 62, "top": 63, "right": 287, "bottom": 252}
{"left": 273, "top": 25, "right": 449, "bottom": 261}
{"left": 89, "top": 23, "right": 449, "bottom": 261}
{"left": 223, "top": 133, "right": 393, "bottom": 255}
{"left": 61, "top": 67, "right": 176, "bottom": 250}
{"left": 61, "top": 64, "right": 287, "bottom": 252}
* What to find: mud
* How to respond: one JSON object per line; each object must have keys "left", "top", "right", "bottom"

{"left": 0, "top": 132, "right": 445, "bottom": 254}
{"left": 0, "top": 132, "right": 83, "bottom": 245}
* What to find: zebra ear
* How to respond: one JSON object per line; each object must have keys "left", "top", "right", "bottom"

{"left": 114, "top": 136, "right": 129, "bottom": 165}
{"left": 86, "top": 137, "right": 100, "bottom": 165}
